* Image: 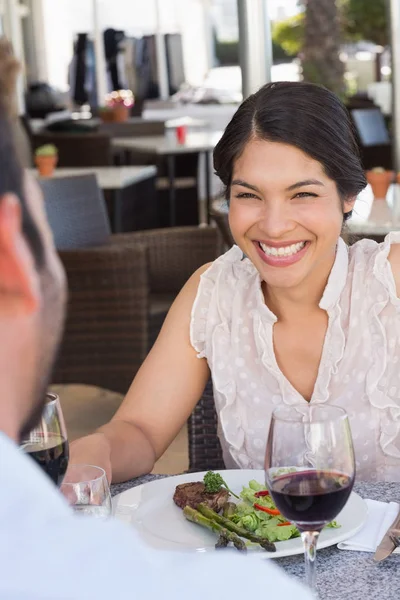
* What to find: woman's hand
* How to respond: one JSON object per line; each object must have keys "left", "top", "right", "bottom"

{"left": 68, "top": 432, "right": 112, "bottom": 483}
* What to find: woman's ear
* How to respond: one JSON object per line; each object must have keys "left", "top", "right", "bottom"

{"left": 343, "top": 195, "right": 356, "bottom": 218}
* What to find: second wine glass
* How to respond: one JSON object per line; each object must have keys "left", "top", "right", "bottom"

{"left": 20, "top": 392, "right": 69, "bottom": 487}
{"left": 265, "top": 404, "right": 355, "bottom": 594}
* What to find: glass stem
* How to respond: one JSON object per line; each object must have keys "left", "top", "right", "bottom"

{"left": 301, "top": 530, "right": 320, "bottom": 593}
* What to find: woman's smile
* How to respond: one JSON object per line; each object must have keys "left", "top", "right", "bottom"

{"left": 254, "top": 239, "right": 310, "bottom": 267}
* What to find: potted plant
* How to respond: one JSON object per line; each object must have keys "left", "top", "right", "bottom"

{"left": 366, "top": 167, "right": 394, "bottom": 199}
{"left": 98, "top": 106, "right": 115, "bottom": 122}
{"left": 99, "top": 90, "right": 134, "bottom": 123}
{"left": 34, "top": 144, "right": 58, "bottom": 177}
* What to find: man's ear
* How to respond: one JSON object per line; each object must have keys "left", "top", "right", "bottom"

{"left": 0, "top": 193, "right": 40, "bottom": 316}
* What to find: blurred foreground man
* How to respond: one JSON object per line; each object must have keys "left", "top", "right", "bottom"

{"left": 0, "top": 40, "right": 312, "bottom": 599}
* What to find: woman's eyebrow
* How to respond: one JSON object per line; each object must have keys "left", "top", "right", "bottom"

{"left": 285, "top": 179, "right": 324, "bottom": 191}
{"left": 231, "top": 179, "right": 261, "bottom": 192}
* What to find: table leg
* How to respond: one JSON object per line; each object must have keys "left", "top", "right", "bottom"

{"left": 167, "top": 154, "right": 176, "bottom": 227}
{"left": 204, "top": 150, "right": 211, "bottom": 225}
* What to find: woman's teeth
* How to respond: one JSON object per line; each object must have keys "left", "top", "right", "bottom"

{"left": 259, "top": 241, "right": 306, "bottom": 257}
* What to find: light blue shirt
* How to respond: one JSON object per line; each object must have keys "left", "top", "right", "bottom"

{"left": 0, "top": 432, "right": 312, "bottom": 599}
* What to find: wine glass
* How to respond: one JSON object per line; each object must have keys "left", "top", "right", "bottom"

{"left": 265, "top": 405, "right": 355, "bottom": 594}
{"left": 20, "top": 392, "right": 69, "bottom": 487}
{"left": 60, "top": 464, "right": 112, "bottom": 519}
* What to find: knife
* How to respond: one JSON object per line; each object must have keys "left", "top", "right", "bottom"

{"left": 374, "top": 505, "right": 400, "bottom": 562}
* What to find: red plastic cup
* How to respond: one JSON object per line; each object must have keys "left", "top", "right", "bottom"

{"left": 176, "top": 124, "right": 187, "bottom": 144}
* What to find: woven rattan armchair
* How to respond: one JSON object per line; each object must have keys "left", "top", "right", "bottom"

{"left": 39, "top": 174, "right": 220, "bottom": 396}
{"left": 40, "top": 174, "right": 149, "bottom": 393}
{"left": 187, "top": 379, "right": 225, "bottom": 472}
{"left": 210, "top": 197, "right": 234, "bottom": 250}
{"left": 58, "top": 242, "right": 148, "bottom": 394}
{"left": 117, "top": 225, "right": 221, "bottom": 348}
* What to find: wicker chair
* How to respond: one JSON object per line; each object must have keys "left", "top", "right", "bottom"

{"left": 40, "top": 175, "right": 148, "bottom": 393}
{"left": 210, "top": 197, "right": 234, "bottom": 250}
{"left": 119, "top": 225, "right": 221, "bottom": 349}
{"left": 187, "top": 379, "right": 225, "bottom": 472}
{"left": 39, "top": 174, "right": 220, "bottom": 394}
{"left": 58, "top": 242, "right": 148, "bottom": 394}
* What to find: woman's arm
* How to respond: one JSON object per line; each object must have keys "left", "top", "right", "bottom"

{"left": 69, "top": 264, "right": 211, "bottom": 483}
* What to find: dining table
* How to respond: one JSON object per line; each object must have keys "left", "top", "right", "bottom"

{"left": 112, "top": 131, "right": 223, "bottom": 226}
{"left": 349, "top": 183, "right": 400, "bottom": 236}
{"left": 111, "top": 475, "right": 400, "bottom": 600}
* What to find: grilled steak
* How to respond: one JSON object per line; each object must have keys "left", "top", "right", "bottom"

{"left": 173, "top": 482, "right": 230, "bottom": 511}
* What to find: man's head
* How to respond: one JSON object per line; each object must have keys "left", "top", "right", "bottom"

{"left": 0, "top": 39, "right": 66, "bottom": 442}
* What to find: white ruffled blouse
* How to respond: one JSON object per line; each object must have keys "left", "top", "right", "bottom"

{"left": 190, "top": 232, "right": 400, "bottom": 482}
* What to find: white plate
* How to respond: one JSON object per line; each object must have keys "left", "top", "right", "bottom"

{"left": 112, "top": 469, "right": 368, "bottom": 558}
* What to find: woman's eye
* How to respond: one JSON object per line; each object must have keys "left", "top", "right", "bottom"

{"left": 235, "top": 192, "right": 259, "bottom": 199}
{"left": 293, "top": 191, "right": 318, "bottom": 199}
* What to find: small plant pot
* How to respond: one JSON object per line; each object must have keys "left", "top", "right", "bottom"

{"left": 35, "top": 155, "right": 58, "bottom": 177}
{"left": 112, "top": 104, "right": 130, "bottom": 122}
{"left": 366, "top": 170, "right": 394, "bottom": 199}
{"left": 99, "top": 107, "right": 114, "bottom": 123}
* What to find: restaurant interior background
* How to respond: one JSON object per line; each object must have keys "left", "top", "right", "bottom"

{"left": 2, "top": 0, "right": 396, "bottom": 474}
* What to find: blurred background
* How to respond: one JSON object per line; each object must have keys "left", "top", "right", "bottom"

{"left": 2, "top": 0, "right": 392, "bottom": 125}
{"left": 4, "top": 0, "right": 398, "bottom": 474}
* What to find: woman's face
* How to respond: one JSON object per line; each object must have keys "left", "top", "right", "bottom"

{"left": 228, "top": 139, "right": 355, "bottom": 291}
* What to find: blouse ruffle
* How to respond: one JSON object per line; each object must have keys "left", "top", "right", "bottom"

{"left": 366, "top": 231, "right": 400, "bottom": 460}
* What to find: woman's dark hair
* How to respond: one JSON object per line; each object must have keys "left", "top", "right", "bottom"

{"left": 213, "top": 81, "right": 367, "bottom": 220}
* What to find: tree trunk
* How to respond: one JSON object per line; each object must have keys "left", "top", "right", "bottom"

{"left": 301, "top": 0, "right": 345, "bottom": 97}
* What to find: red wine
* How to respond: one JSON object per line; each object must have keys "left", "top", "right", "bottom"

{"left": 269, "top": 470, "right": 353, "bottom": 530}
{"left": 24, "top": 435, "right": 69, "bottom": 487}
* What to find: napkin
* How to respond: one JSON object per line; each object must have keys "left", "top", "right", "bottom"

{"left": 337, "top": 499, "right": 400, "bottom": 552}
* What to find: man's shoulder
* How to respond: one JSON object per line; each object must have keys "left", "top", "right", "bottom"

{"left": 0, "top": 515, "right": 142, "bottom": 599}
{"left": 0, "top": 509, "right": 313, "bottom": 600}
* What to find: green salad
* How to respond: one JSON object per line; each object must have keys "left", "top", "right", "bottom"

{"left": 233, "top": 480, "right": 299, "bottom": 542}
{"left": 233, "top": 480, "right": 340, "bottom": 543}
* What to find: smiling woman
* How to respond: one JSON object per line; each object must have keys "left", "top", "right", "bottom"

{"left": 70, "top": 81, "right": 400, "bottom": 486}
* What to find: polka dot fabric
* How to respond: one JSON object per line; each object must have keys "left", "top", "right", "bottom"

{"left": 190, "top": 232, "right": 400, "bottom": 481}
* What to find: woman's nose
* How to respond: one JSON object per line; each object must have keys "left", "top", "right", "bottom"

{"left": 258, "top": 201, "right": 295, "bottom": 239}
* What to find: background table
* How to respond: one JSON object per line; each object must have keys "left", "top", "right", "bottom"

{"left": 111, "top": 476, "right": 400, "bottom": 599}
{"left": 349, "top": 184, "right": 400, "bottom": 236}
{"left": 112, "top": 131, "right": 223, "bottom": 226}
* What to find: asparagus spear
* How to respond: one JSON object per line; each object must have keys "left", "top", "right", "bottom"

{"left": 215, "top": 532, "right": 229, "bottom": 548}
{"left": 197, "top": 503, "right": 276, "bottom": 552}
{"left": 183, "top": 506, "right": 246, "bottom": 551}
{"left": 222, "top": 501, "right": 237, "bottom": 518}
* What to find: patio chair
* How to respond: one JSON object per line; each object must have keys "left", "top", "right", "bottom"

{"left": 187, "top": 378, "right": 225, "bottom": 472}
{"left": 210, "top": 197, "right": 234, "bottom": 250}
{"left": 39, "top": 174, "right": 220, "bottom": 393}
